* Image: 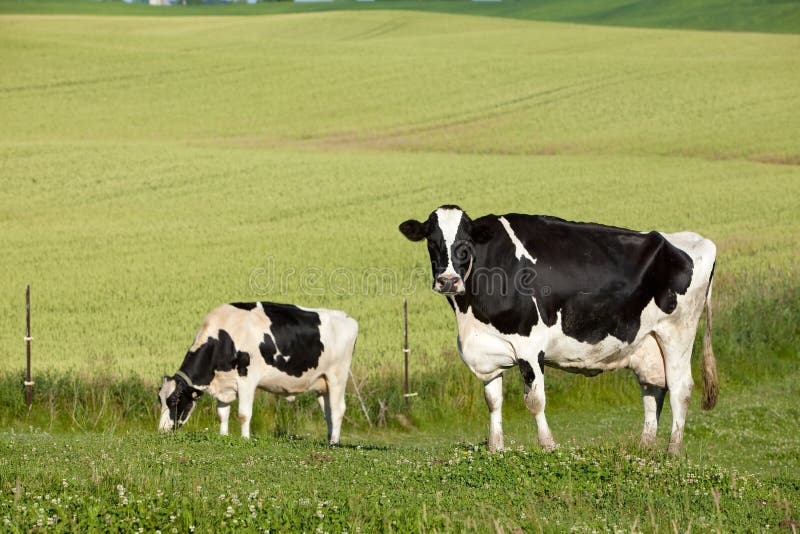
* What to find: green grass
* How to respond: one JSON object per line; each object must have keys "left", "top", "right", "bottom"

{"left": 1, "top": 0, "right": 799, "bottom": 34}
{"left": 1, "top": 431, "right": 798, "bottom": 532}
{"left": 0, "top": 3, "right": 798, "bottom": 530}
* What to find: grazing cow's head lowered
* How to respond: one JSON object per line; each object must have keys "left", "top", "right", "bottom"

{"left": 158, "top": 373, "right": 202, "bottom": 432}
{"left": 399, "top": 205, "right": 492, "bottom": 295}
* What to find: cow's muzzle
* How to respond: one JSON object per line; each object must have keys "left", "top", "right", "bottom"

{"left": 158, "top": 409, "right": 176, "bottom": 433}
{"left": 434, "top": 275, "right": 464, "bottom": 295}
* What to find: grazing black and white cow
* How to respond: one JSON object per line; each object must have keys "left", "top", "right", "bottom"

{"left": 158, "top": 302, "right": 358, "bottom": 444}
{"left": 400, "top": 205, "right": 718, "bottom": 454}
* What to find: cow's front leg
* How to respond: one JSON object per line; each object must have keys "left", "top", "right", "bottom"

{"left": 483, "top": 375, "right": 504, "bottom": 453}
{"left": 237, "top": 386, "right": 255, "bottom": 439}
{"left": 217, "top": 401, "right": 231, "bottom": 436}
{"left": 519, "top": 356, "right": 557, "bottom": 451}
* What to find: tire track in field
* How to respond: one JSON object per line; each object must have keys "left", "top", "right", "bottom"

{"left": 312, "top": 69, "right": 667, "bottom": 150}
{"left": 341, "top": 18, "right": 407, "bottom": 41}
{"left": 0, "top": 65, "right": 249, "bottom": 94}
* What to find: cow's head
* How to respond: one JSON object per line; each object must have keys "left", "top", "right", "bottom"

{"left": 399, "top": 205, "right": 492, "bottom": 295}
{"left": 157, "top": 374, "right": 202, "bottom": 432}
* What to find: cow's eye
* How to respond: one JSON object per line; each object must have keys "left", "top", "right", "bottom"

{"left": 453, "top": 243, "right": 470, "bottom": 261}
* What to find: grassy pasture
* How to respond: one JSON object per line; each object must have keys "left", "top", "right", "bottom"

{"left": 1, "top": 12, "right": 798, "bottom": 378}
{"left": 1, "top": 4, "right": 799, "bottom": 530}
{"left": 1, "top": 0, "right": 799, "bottom": 34}
{"left": 1, "top": 432, "right": 798, "bottom": 532}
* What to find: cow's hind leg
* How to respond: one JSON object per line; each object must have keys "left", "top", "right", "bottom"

{"left": 323, "top": 373, "right": 346, "bottom": 445}
{"left": 639, "top": 384, "right": 667, "bottom": 447}
{"left": 629, "top": 335, "right": 667, "bottom": 447}
{"left": 519, "top": 354, "right": 557, "bottom": 451}
{"left": 217, "top": 401, "right": 231, "bottom": 436}
{"left": 317, "top": 391, "right": 333, "bottom": 443}
{"left": 483, "top": 375, "right": 504, "bottom": 452}
{"left": 660, "top": 339, "right": 695, "bottom": 455}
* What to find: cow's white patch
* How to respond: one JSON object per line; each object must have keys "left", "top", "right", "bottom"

{"left": 436, "top": 207, "right": 463, "bottom": 277}
{"left": 499, "top": 217, "right": 537, "bottom": 264}
{"left": 157, "top": 378, "right": 177, "bottom": 432}
{"left": 207, "top": 370, "right": 238, "bottom": 404}
{"left": 158, "top": 408, "right": 174, "bottom": 432}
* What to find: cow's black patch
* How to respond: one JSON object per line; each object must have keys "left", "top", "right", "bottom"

{"left": 518, "top": 351, "right": 546, "bottom": 387}
{"left": 179, "top": 329, "right": 248, "bottom": 386}
{"left": 236, "top": 351, "right": 250, "bottom": 377}
{"left": 258, "top": 303, "right": 324, "bottom": 378}
{"left": 411, "top": 208, "right": 694, "bottom": 344}
{"left": 259, "top": 331, "right": 277, "bottom": 360}
{"left": 518, "top": 359, "right": 535, "bottom": 386}
{"left": 454, "top": 216, "right": 540, "bottom": 336}
{"left": 230, "top": 302, "right": 257, "bottom": 311}
{"left": 501, "top": 214, "right": 693, "bottom": 343}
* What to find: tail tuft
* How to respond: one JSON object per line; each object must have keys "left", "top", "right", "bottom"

{"left": 701, "top": 274, "right": 718, "bottom": 410}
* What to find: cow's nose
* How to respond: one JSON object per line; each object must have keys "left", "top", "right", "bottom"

{"left": 436, "top": 275, "right": 460, "bottom": 293}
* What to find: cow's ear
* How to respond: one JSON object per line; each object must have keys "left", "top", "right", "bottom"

{"left": 399, "top": 219, "right": 428, "bottom": 242}
{"left": 471, "top": 220, "right": 493, "bottom": 244}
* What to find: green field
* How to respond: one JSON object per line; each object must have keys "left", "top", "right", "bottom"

{"left": 1, "top": 1, "right": 799, "bottom": 530}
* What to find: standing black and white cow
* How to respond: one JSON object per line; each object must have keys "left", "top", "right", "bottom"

{"left": 158, "top": 302, "right": 358, "bottom": 444}
{"left": 400, "top": 205, "right": 717, "bottom": 454}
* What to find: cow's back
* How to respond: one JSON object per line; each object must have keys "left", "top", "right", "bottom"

{"left": 471, "top": 214, "right": 702, "bottom": 345}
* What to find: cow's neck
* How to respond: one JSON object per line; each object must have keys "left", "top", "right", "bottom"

{"left": 448, "top": 248, "right": 542, "bottom": 338}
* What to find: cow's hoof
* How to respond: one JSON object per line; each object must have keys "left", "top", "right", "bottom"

{"left": 487, "top": 434, "right": 504, "bottom": 453}
{"left": 639, "top": 434, "right": 657, "bottom": 449}
{"left": 539, "top": 438, "right": 558, "bottom": 452}
{"left": 667, "top": 442, "right": 682, "bottom": 455}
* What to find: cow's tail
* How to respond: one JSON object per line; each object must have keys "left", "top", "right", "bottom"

{"left": 701, "top": 265, "right": 718, "bottom": 410}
